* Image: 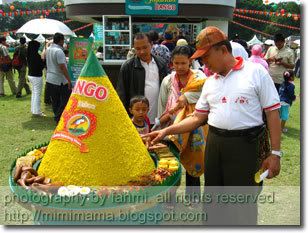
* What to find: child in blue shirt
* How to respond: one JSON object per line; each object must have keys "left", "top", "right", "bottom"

{"left": 279, "top": 70, "right": 296, "bottom": 133}
{"left": 129, "top": 96, "right": 151, "bottom": 135}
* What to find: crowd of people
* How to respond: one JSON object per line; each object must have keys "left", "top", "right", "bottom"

{"left": 0, "top": 25, "right": 300, "bottom": 224}
{"left": 115, "top": 27, "right": 299, "bottom": 224}
{"left": 0, "top": 33, "right": 71, "bottom": 122}
{"left": 116, "top": 29, "right": 298, "bottom": 137}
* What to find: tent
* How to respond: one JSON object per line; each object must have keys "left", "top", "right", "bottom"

{"left": 286, "top": 35, "right": 300, "bottom": 47}
{"left": 294, "top": 39, "right": 300, "bottom": 46}
{"left": 247, "top": 35, "right": 263, "bottom": 46}
{"left": 6, "top": 35, "right": 16, "bottom": 44}
{"left": 35, "top": 34, "right": 46, "bottom": 43}
{"left": 22, "top": 34, "right": 31, "bottom": 43}
{"left": 89, "top": 32, "right": 95, "bottom": 41}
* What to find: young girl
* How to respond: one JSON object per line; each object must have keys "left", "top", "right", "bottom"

{"left": 129, "top": 96, "right": 151, "bottom": 135}
{"left": 279, "top": 70, "right": 296, "bottom": 133}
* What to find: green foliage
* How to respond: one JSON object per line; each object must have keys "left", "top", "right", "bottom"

{"left": 230, "top": 0, "right": 301, "bottom": 41}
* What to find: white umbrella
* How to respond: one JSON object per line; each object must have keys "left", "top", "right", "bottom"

{"left": 22, "top": 34, "right": 31, "bottom": 43}
{"left": 16, "top": 18, "right": 74, "bottom": 36}
{"left": 35, "top": 34, "right": 46, "bottom": 43}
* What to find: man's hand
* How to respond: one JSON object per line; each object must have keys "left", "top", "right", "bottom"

{"left": 59, "top": 63, "right": 71, "bottom": 89}
{"left": 265, "top": 109, "right": 281, "bottom": 178}
{"left": 140, "top": 134, "right": 150, "bottom": 149}
{"left": 260, "top": 155, "right": 281, "bottom": 178}
{"left": 67, "top": 80, "right": 72, "bottom": 90}
{"left": 143, "top": 129, "right": 167, "bottom": 145}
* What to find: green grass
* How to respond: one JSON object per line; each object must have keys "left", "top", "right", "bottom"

{"left": 264, "top": 78, "right": 301, "bottom": 187}
{"left": 258, "top": 78, "right": 301, "bottom": 225}
{"left": 0, "top": 72, "right": 301, "bottom": 225}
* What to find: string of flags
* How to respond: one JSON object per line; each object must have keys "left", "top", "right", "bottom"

{"left": 234, "top": 8, "right": 300, "bottom": 21}
{"left": 231, "top": 20, "right": 272, "bottom": 37}
{"left": 233, "top": 13, "right": 300, "bottom": 31}
{"left": 0, "top": 8, "right": 65, "bottom": 17}
{"left": 0, "top": 6, "right": 300, "bottom": 21}
{"left": 73, "top": 23, "right": 93, "bottom": 32}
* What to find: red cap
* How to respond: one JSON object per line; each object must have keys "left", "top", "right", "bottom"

{"left": 191, "top": 26, "right": 228, "bottom": 59}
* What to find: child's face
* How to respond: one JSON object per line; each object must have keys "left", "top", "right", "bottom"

{"left": 130, "top": 101, "right": 149, "bottom": 122}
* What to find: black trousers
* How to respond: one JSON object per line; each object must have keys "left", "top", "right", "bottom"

{"left": 185, "top": 172, "right": 201, "bottom": 198}
{"left": 44, "top": 83, "right": 52, "bottom": 104}
{"left": 295, "top": 59, "right": 300, "bottom": 78}
{"left": 46, "top": 82, "right": 71, "bottom": 122}
{"left": 203, "top": 126, "right": 262, "bottom": 225}
{"left": 274, "top": 83, "right": 281, "bottom": 94}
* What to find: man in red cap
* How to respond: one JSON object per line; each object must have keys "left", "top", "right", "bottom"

{"left": 146, "top": 26, "right": 281, "bottom": 225}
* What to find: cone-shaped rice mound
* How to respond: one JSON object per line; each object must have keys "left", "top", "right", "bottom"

{"left": 38, "top": 52, "right": 155, "bottom": 186}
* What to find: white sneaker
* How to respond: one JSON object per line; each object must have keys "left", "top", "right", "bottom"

{"left": 282, "top": 128, "right": 288, "bottom": 133}
{"left": 32, "top": 112, "right": 46, "bottom": 117}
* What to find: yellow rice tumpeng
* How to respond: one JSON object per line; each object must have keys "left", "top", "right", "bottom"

{"left": 38, "top": 52, "right": 155, "bottom": 186}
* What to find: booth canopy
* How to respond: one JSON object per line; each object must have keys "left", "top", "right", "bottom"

{"left": 247, "top": 35, "right": 263, "bottom": 46}
{"left": 294, "top": 39, "right": 300, "bottom": 46}
{"left": 22, "top": 34, "right": 31, "bottom": 43}
{"left": 35, "top": 34, "right": 46, "bottom": 43}
{"left": 6, "top": 35, "right": 16, "bottom": 44}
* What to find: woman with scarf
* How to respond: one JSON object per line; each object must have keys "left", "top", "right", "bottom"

{"left": 157, "top": 45, "right": 208, "bottom": 200}
{"left": 248, "top": 44, "right": 269, "bottom": 70}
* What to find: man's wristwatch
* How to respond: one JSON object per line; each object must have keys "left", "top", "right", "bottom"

{"left": 271, "top": 150, "right": 282, "bottom": 158}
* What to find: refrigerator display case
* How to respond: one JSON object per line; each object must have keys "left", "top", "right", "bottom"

{"left": 102, "top": 15, "right": 132, "bottom": 64}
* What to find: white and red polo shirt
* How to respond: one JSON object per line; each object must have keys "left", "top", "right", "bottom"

{"left": 195, "top": 57, "right": 280, "bottom": 130}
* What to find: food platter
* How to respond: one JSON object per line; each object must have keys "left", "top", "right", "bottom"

{"left": 9, "top": 142, "right": 181, "bottom": 224}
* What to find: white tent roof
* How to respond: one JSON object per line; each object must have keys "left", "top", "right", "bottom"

{"left": 35, "top": 34, "right": 46, "bottom": 43}
{"left": 22, "top": 34, "right": 31, "bottom": 43}
{"left": 294, "top": 39, "right": 300, "bottom": 46}
{"left": 247, "top": 35, "right": 263, "bottom": 46}
{"left": 6, "top": 35, "right": 16, "bottom": 44}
